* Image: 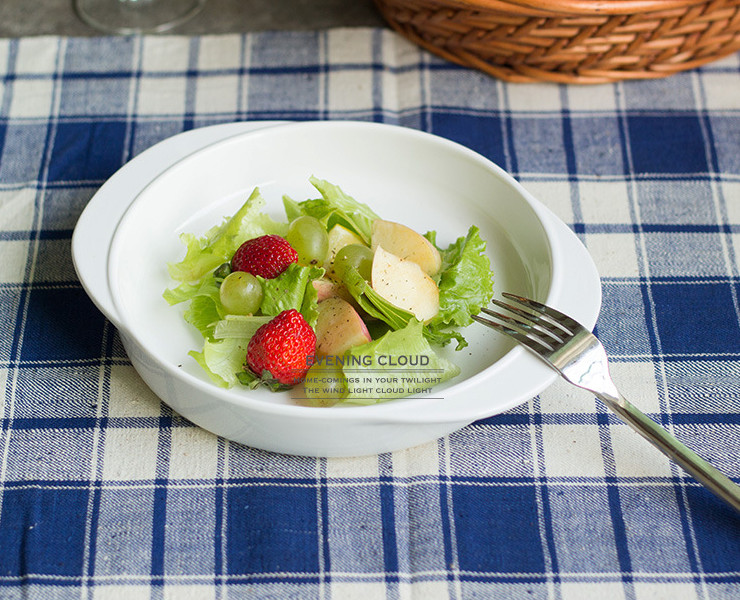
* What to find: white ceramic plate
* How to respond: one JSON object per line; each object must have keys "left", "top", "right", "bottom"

{"left": 73, "top": 120, "right": 289, "bottom": 322}
{"left": 73, "top": 121, "right": 601, "bottom": 456}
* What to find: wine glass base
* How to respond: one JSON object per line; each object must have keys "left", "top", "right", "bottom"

{"left": 75, "top": 0, "right": 208, "bottom": 34}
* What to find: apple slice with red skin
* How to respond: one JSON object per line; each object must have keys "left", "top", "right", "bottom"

{"left": 314, "top": 297, "right": 372, "bottom": 357}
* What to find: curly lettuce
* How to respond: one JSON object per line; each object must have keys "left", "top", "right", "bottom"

{"left": 167, "top": 187, "right": 287, "bottom": 283}
{"left": 426, "top": 226, "right": 494, "bottom": 343}
{"left": 283, "top": 176, "right": 380, "bottom": 245}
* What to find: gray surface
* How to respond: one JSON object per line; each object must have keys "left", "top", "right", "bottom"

{"left": 0, "top": 0, "right": 387, "bottom": 37}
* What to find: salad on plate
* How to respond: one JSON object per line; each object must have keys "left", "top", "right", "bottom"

{"left": 164, "top": 177, "right": 494, "bottom": 406}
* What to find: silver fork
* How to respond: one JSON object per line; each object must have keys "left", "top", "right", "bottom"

{"left": 472, "top": 292, "right": 740, "bottom": 513}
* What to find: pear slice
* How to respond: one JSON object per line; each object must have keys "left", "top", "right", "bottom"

{"left": 371, "top": 219, "right": 442, "bottom": 276}
{"left": 371, "top": 246, "right": 439, "bottom": 322}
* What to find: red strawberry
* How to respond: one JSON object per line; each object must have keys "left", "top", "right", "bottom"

{"left": 231, "top": 235, "right": 298, "bottom": 279}
{"left": 245, "top": 309, "right": 316, "bottom": 388}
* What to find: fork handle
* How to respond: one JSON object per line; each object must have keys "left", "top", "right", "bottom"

{"left": 597, "top": 392, "right": 740, "bottom": 513}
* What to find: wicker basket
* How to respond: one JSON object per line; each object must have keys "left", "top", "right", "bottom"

{"left": 373, "top": 0, "right": 740, "bottom": 83}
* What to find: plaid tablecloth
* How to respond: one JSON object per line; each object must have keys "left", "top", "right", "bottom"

{"left": 0, "top": 32, "right": 738, "bottom": 599}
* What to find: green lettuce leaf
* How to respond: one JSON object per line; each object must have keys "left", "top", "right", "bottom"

{"left": 163, "top": 276, "right": 216, "bottom": 306}
{"left": 341, "top": 265, "right": 465, "bottom": 348}
{"left": 429, "top": 225, "right": 494, "bottom": 332}
{"left": 163, "top": 274, "right": 223, "bottom": 340}
{"left": 341, "top": 265, "right": 413, "bottom": 328}
{"left": 282, "top": 176, "right": 380, "bottom": 244}
{"left": 181, "top": 264, "right": 325, "bottom": 389}
{"left": 259, "top": 263, "right": 324, "bottom": 327}
{"left": 340, "top": 319, "right": 460, "bottom": 405}
{"left": 190, "top": 315, "right": 275, "bottom": 388}
{"left": 167, "top": 187, "right": 287, "bottom": 283}
{"left": 212, "top": 314, "right": 273, "bottom": 339}
{"left": 299, "top": 267, "right": 323, "bottom": 328}
{"left": 166, "top": 259, "right": 323, "bottom": 346}
{"left": 190, "top": 337, "right": 251, "bottom": 388}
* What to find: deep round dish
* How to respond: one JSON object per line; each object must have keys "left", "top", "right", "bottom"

{"left": 76, "top": 121, "right": 601, "bottom": 457}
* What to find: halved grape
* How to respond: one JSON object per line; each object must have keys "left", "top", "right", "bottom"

{"left": 219, "top": 271, "right": 263, "bottom": 315}
{"left": 303, "top": 362, "right": 348, "bottom": 406}
{"left": 286, "top": 216, "right": 329, "bottom": 266}
{"left": 333, "top": 244, "right": 373, "bottom": 282}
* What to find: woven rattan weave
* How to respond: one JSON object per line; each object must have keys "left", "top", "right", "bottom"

{"left": 374, "top": 0, "right": 740, "bottom": 82}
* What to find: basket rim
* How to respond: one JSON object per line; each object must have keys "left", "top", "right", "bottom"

{"left": 449, "top": 0, "right": 718, "bottom": 15}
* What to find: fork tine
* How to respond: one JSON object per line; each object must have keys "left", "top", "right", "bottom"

{"left": 488, "top": 299, "right": 569, "bottom": 341}
{"left": 471, "top": 313, "right": 524, "bottom": 342}
{"left": 471, "top": 312, "right": 557, "bottom": 353}
{"left": 480, "top": 305, "right": 565, "bottom": 345}
{"left": 501, "top": 292, "right": 582, "bottom": 334}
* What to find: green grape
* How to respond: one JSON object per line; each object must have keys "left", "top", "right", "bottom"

{"left": 219, "top": 271, "right": 263, "bottom": 315}
{"left": 286, "top": 216, "right": 329, "bottom": 266}
{"left": 303, "top": 362, "right": 348, "bottom": 407}
{"left": 333, "top": 244, "right": 373, "bottom": 282}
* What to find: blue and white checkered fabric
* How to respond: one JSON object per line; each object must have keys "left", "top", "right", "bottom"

{"left": 0, "top": 31, "right": 738, "bottom": 599}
